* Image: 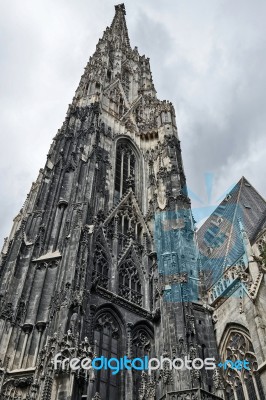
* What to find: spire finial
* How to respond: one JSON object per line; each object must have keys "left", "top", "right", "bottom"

{"left": 110, "top": 3, "right": 130, "bottom": 47}
{"left": 115, "top": 3, "right": 126, "bottom": 15}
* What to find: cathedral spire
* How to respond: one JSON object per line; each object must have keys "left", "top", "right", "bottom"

{"left": 109, "top": 3, "right": 130, "bottom": 48}
{"left": 0, "top": 5, "right": 228, "bottom": 400}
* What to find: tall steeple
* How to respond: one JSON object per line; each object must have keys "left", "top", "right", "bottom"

{"left": 0, "top": 5, "right": 223, "bottom": 400}
{"left": 109, "top": 3, "right": 130, "bottom": 47}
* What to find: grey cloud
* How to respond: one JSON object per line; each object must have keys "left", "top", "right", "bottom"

{"left": 0, "top": 0, "right": 266, "bottom": 240}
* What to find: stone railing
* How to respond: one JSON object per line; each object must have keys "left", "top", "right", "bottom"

{"left": 160, "top": 388, "right": 223, "bottom": 400}
{"left": 207, "top": 260, "right": 247, "bottom": 305}
{"left": 118, "top": 283, "right": 143, "bottom": 306}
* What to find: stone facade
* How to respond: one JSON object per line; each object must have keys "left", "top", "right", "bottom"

{"left": 0, "top": 3, "right": 265, "bottom": 400}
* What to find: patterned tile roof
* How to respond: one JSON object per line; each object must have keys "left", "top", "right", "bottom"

{"left": 197, "top": 177, "right": 266, "bottom": 288}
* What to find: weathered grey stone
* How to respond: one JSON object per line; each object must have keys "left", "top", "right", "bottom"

{"left": 1, "top": 3, "right": 265, "bottom": 400}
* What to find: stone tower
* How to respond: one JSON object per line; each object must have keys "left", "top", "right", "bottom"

{"left": 0, "top": 4, "right": 223, "bottom": 400}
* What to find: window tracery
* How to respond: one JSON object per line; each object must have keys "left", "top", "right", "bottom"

{"left": 105, "top": 197, "right": 150, "bottom": 259}
{"left": 118, "top": 256, "right": 142, "bottom": 306}
{"left": 222, "top": 330, "right": 265, "bottom": 400}
{"left": 132, "top": 327, "right": 153, "bottom": 400}
{"left": 121, "top": 68, "right": 130, "bottom": 98}
{"left": 92, "top": 239, "right": 109, "bottom": 289}
{"left": 132, "top": 328, "right": 152, "bottom": 354}
{"left": 114, "top": 141, "right": 136, "bottom": 202}
{"left": 94, "top": 311, "right": 121, "bottom": 400}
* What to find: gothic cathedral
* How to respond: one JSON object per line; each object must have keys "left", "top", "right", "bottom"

{"left": 1, "top": 4, "right": 266, "bottom": 400}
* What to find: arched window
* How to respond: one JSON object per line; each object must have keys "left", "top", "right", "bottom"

{"left": 107, "top": 69, "right": 112, "bottom": 82}
{"left": 92, "top": 239, "right": 109, "bottom": 289}
{"left": 114, "top": 141, "right": 136, "bottom": 202}
{"left": 118, "top": 257, "right": 142, "bottom": 306}
{"left": 109, "top": 43, "right": 114, "bottom": 69}
{"left": 245, "top": 375, "right": 258, "bottom": 400}
{"left": 94, "top": 311, "right": 121, "bottom": 400}
{"left": 235, "top": 377, "right": 245, "bottom": 400}
{"left": 121, "top": 68, "right": 130, "bottom": 98}
{"left": 221, "top": 330, "right": 265, "bottom": 400}
{"left": 132, "top": 327, "right": 153, "bottom": 400}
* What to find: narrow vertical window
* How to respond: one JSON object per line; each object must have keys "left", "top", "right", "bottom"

{"left": 94, "top": 312, "right": 121, "bottom": 400}
{"left": 246, "top": 376, "right": 258, "bottom": 400}
{"left": 132, "top": 328, "right": 153, "bottom": 400}
{"left": 114, "top": 142, "right": 136, "bottom": 202}
{"left": 118, "top": 257, "right": 142, "bottom": 306}
{"left": 121, "top": 68, "right": 130, "bottom": 98}
{"left": 92, "top": 240, "right": 109, "bottom": 289}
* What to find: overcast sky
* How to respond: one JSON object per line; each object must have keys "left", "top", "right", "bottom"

{"left": 0, "top": 0, "right": 266, "bottom": 243}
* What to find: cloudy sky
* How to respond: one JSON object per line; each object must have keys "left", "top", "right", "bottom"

{"left": 0, "top": 0, "right": 266, "bottom": 242}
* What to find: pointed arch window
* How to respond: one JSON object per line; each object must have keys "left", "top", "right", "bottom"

{"left": 118, "top": 257, "right": 142, "bottom": 306}
{"left": 94, "top": 312, "right": 121, "bottom": 400}
{"left": 109, "top": 43, "right": 114, "bottom": 69}
{"left": 132, "top": 327, "right": 153, "bottom": 400}
{"left": 121, "top": 68, "right": 130, "bottom": 98}
{"left": 222, "top": 330, "right": 265, "bottom": 400}
{"left": 107, "top": 69, "right": 112, "bottom": 82}
{"left": 92, "top": 239, "right": 109, "bottom": 289}
{"left": 114, "top": 141, "right": 136, "bottom": 202}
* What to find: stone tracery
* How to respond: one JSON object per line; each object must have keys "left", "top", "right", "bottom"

{"left": 118, "top": 254, "right": 142, "bottom": 306}
{"left": 221, "top": 330, "right": 264, "bottom": 400}
{"left": 92, "top": 237, "right": 110, "bottom": 289}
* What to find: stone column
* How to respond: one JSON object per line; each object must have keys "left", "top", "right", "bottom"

{"left": 33, "top": 322, "right": 46, "bottom": 366}
{"left": 19, "top": 323, "right": 33, "bottom": 369}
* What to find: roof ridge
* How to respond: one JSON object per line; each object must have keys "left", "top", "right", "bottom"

{"left": 197, "top": 179, "right": 241, "bottom": 235}
{"left": 240, "top": 176, "right": 266, "bottom": 205}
